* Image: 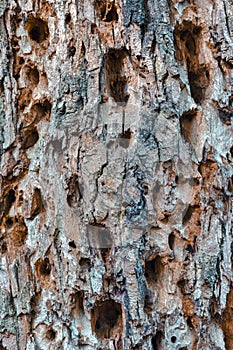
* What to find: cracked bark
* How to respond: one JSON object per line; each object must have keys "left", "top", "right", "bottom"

{"left": 0, "top": 0, "right": 232, "bottom": 349}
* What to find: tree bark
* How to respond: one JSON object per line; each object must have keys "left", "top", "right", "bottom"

{"left": 0, "top": 0, "right": 232, "bottom": 349}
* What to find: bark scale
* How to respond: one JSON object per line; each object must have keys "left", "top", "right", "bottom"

{"left": 0, "top": 0, "right": 232, "bottom": 349}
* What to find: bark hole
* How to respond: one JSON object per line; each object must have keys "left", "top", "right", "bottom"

{"left": 104, "top": 49, "right": 130, "bottom": 103}
{"left": 68, "top": 240, "right": 76, "bottom": 248}
{"left": 218, "top": 107, "right": 232, "bottom": 125}
{"left": 67, "top": 175, "right": 81, "bottom": 208}
{"left": 26, "top": 17, "right": 49, "bottom": 44}
{"left": 35, "top": 257, "right": 51, "bottom": 276}
{"left": 24, "top": 66, "right": 40, "bottom": 87}
{"left": 168, "top": 232, "right": 175, "bottom": 250}
{"left": 5, "top": 189, "right": 16, "bottom": 214}
{"left": 65, "top": 13, "right": 71, "bottom": 24}
{"left": 174, "top": 24, "right": 210, "bottom": 104}
{"left": 18, "top": 88, "right": 32, "bottom": 111}
{"left": 151, "top": 330, "right": 163, "bottom": 350}
{"left": 68, "top": 45, "right": 76, "bottom": 57}
{"left": 222, "top": 289, "right": 233, "bottom": 350}
{"left": 145, "top": 256, "right": 163, "bottom": 289}
{"left": 95, "top": 0, "right": 118, "bottom": 22}
{"left": 12, "top": 216, "right": 28, "bottom": 246}
{"left": 29, "top": 100, "right": 52, "bottom": 124}
{"left": 171, "top": 336, "right": 177, "bottom": 343}
{"left": 22, "top": 128, "right": 39, "bottom": 149}
{"left": 29, "top": 188, "right": 44, "bottom": 219}
{"left": 79, "top": 257, "right": 91, "bottom": 267}
{"left": 118, "top": 128, "right": 132, "bottom": 148}
{"left": 180, "top": 110, "right": 197, "bottom": 144}
{"left": 46, "top": 328, "right": 56, "bottom": 340}
{"left": 91, "top": 299, "right": 122, "bottom": 339}
{"left": 230, "top": 146, "right": 233, "bottom": 158}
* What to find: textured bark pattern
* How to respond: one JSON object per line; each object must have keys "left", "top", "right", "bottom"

{"left": 0, "top": 0, "right": 232, "bottom": 349}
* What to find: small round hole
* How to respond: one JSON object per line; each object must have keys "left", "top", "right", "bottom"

{"left": 6, "top": 218, "right": 14, "bottom": 227}
{"left": 46, "top": 328, "right": 56, "bottom": 340}
{"left": 68, "top": 240, "right": 76, "bottom": 248}
{"left": 68, "top": 46, "right": 76, "bottom": 57}
{"left": 39, "top": 258, "right": 51, "bottom": 276}
{"left": 26, "top": 17, "right": 49, "bottom": 44}
{"left": 65, "top": 13, "right": 71, "bottom": 24}
{"left": 171, "top": 336, "right": 177, "bottom": 343}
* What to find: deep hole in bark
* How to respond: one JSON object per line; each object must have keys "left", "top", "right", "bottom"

{"left": 5, "top": 189, "right": 16, "bottom": 214}
{"left": 73, "top": 290, "right": 84, "bottom": 314}
{"left": 230, "top": 146, "right": 233, "bottom": 158}
{"left": 24, "top": 66, "right": 39, "bottom": 87}
{"left": 168, "top": 232, "right": 175, "bottom": 250}
{"left": 69, "top": 240, "right": 76, "bottom": 248}
{"left": 68, "top": 45, "right": 76, "bottom": 57}
{"left": 182, "top": 205, "right": 195, "bottom": 225}
{"left": 180, "top": 110, "right": 197, "bottom": 144}
{"left": 46, "top": 328, "right": 56, "bottom": 340}
{"left": 174, "top": 24, "right": 209, "bottom": 104}
{"left": 65, "top": 13, "right": 71, "bottom": 24}
{"left": 104, "top": 49, "right": 130, "bottom": 103}
{"left": 118, "top": 128, "right": 132, "bottom": 148}
{"left": 218, "top": 107, "right": 232, "bottom": 125}
{"left": 6, "top": 218, "right": 14, "bottom": 227}
{"left": 92, "top": 299, "right": 122, "bottom": 339}
{"left": 145, "top": 256, "right": 163, "bottom": 288}
{"left": 100, "top": 248, "right": 111, "bottom": 262}
{"left": 36, "top": 257, "right": 51, "bottom": 276}
{"left": 22, "top": 128, "right": 39, "bottom": 149}
{"left": 28, "top": 99, "right": 52, "bottom": 124}
{"left": 79, "top": 257, "right": 91, "bottom": 267}
{"left": 29, "top": 188, "right": 44, "bottom": 219}
{"left": 188, "top": 65, "right": 210, "bottom": 104}
{"left": 12, "top": 216, "right": 28, "bottom": 246}
{"left": 223, "top": 288, "right": 233, "bottom": 350}
{"left": 67, "top": 175, "right": 80, "bottom": 208}
{"left": 187, "top": 316, "right": 193, "bottom": 328}
{"left": 18, "top": 88, "right": 33, "bottom": 111}
{"left": 95, "top": 0, "right": 118, "bottom": 22}
{"left": 171, "top": 336, "right": 177, "bottom": 343}
{"left": 1, "top": 241, "right": 7, "bottom": 254}
{"left": 144, "top": 289, "right": 154, "bottom": 314}
{"left": 19, "top": 57, "right": 25, "bottom": 65}
{"left": 152, "top": 331, "right": 163, "bottom": 350}
{"left": 26, "top": 17, "right": 49, "bottom": 43}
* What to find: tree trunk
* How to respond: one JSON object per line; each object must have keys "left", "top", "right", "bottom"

{"left": 0, "top": 0, "right": 232, "bottom": 349}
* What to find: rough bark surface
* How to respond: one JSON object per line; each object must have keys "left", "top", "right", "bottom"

{"left": 0, "top": 0, "right": 232, "bottom": 349}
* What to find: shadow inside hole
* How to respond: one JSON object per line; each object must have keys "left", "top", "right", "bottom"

{"left": 171, "top": 336, "right": 177, "bottom": 343}
{"left": 22, "top": 128, "right": 39, "bottom": 149}
{"left": 152, "top": 331, "right": 163, "bottom": 350}
{"left": 104, "top": 49, "right": 130, "bottom": 103}
{"left": 145, "top": 256, "right": 163, "bottom": 288}
{"left": 25, "top": 66, "right": 39, "bottom": 86}
{"left": 46, "top": 328, "right": 56, "bottom": 340}
{"left": 168, "top": 232, "right": 175, "bottom": 251}
{"left": 91, "top": 299, "right": 122, "bottom": 339}
{"left": 95, "top": 0, "right": 118, "bottom": 22}
{"left": 36, "top": 257, "right": 51, "bottom": 276}
{"left": 5, "top": 189, "right": 16, "bottom": 214}
{"left": 68, "top": 240, "right": 76, "bottom": 248}
{"left": 26, "top": 17, "right": 49, "bottom": 43}
{"left": 118, "top": 128, "right": 132, "bottom": 148}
